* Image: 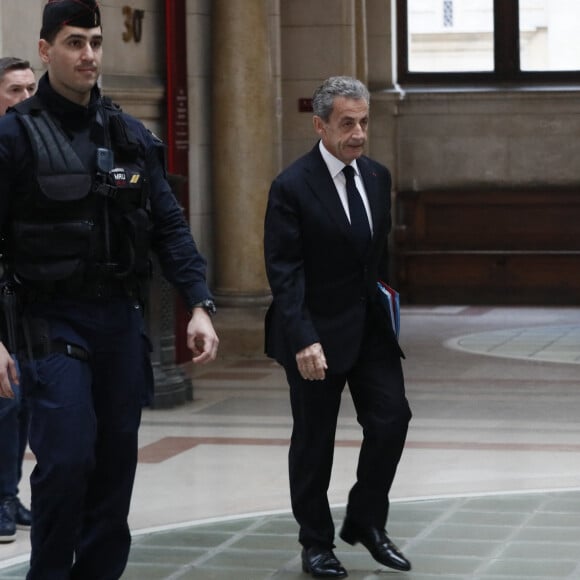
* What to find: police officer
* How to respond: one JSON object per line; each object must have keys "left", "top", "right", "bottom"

{"left": 0, "top": 1, "right": 219, "bottom": 578}
{"left": 0, "top": 56, "right": 35, "bottom": 544}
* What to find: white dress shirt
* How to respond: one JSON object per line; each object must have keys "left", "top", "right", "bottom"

{"left": 318, "top": 141, "right": 374, "bottom": 233}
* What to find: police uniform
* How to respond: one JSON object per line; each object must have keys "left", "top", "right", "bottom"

{"left": 0, "top": 3, "right": 214, "bottom": 578}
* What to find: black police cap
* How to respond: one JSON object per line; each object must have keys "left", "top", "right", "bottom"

{"left": 40, "top": 0, "right": 101, "bottom": 39}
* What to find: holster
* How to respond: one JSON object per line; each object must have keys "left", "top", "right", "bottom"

{"left": 0, "top": 279, "right": 22, "bottom": 353}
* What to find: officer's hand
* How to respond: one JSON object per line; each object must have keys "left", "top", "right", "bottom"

{"left": 296, "top": 342, "right": 327, "bottom": 381}
{"left": 0, "top": 341, "right": 18, "bottom": 398}
{"left": 187, "top": 309, "right": 219, "bottom": 364}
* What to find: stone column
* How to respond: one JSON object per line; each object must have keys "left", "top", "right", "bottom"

{"left": 211, "top": 0, "right": 275, "bottom": 308}
{"left": 355, "top": 0, "right": 368, "bottom": 85}
{"left": 366, "top": 0, "right": 396, "bottom": 89}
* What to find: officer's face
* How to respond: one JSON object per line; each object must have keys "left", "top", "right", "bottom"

{"left": 313, "top": 96, "right": 369, "bottom": 165}
{"left": 0, "top": 69, "right": 36, "bottom": 116}
{"left": 38, "top": 25, "right": 103, "bottom": 106}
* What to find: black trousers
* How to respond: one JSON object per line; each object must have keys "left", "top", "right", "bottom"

{"left": 24, "top": 298, "right": 151, "bottom": 580}
{"left": 285, "top": 315, "right": 412, "bottom": 550}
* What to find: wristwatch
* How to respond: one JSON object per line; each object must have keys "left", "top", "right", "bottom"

{"left": 191, "top": 299, "right": 217, "bottom": 317}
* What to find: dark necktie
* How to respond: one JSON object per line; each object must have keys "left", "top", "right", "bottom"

{"left": 342, "top": 165, "right": 371, "bottom": 255}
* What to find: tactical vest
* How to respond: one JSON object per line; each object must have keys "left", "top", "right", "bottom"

{"left": 8, "top": 95, "right": 152, "bottom": 298}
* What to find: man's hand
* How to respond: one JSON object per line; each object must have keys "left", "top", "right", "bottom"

{"left": 296, "top": 342, "right": 327, "bottom": 381}
{"left": 187, "top": 308, "right": 219, "bottom": 364}
{"left": 0, "top": 341, "right": 18, "bottom": 398}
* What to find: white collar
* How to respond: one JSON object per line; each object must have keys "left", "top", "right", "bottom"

{"left": 318, "top": 141, "right": 360, "bottom": 179}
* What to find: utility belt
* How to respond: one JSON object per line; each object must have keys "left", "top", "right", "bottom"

{"left": 19, "top": 265, "right": 141, "bottom": 303}
{"left": 24, "top": 317, "right": 90, "bottom": 363}
{"left": 30, "top": 338, "right": 90, "bottom": 363}
{"left": 0, "top": 280, "right": 90, "bottom": 363}
{"left": 10, "top": 270, "right": 141, "bottom": 363}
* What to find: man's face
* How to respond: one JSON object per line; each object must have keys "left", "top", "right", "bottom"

{"left": 39, "top": 25, "right": 103, "bottom": 106}
{"left": 313, "top": 96, "right": 369, "bottom": 165}
{"left": 0, "top": 68, "right": 36, "bottom": 115}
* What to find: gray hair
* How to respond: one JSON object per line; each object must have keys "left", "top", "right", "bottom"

{"left": 312, "top": 76, "right": 370, "bottom": 121}
{"left": 0, "top": 57, "right": 32, "bottom": 83}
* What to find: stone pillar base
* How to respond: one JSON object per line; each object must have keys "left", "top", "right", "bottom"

{"left": 151, "top": 363, "right": 192, "bottom": 409}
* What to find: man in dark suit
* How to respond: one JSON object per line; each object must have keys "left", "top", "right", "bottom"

{"left": 264, "top": 76, "right": 412, "bottom": 577}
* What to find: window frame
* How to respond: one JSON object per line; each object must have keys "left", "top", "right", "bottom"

{"left": 396, "top": 0, "right": 580, "bottom": 85}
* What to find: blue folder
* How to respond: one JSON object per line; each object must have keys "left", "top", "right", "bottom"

{"left": 377, "top": 280, "right": 400, "bottom": 339}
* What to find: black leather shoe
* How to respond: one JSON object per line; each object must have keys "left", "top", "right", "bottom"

{"left": 301, "top": 547, "right": 348, "bottom": 578}
{"left": 339, "top": 518, "right": 411, "bottom": 572}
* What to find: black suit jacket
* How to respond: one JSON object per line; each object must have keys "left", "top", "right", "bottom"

{"left": 264, "top": 142, "right": 402, "bottom": 373}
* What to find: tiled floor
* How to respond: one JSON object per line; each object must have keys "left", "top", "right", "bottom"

{"left": 2, "top": 305, "right": 580, "bottom": 579}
